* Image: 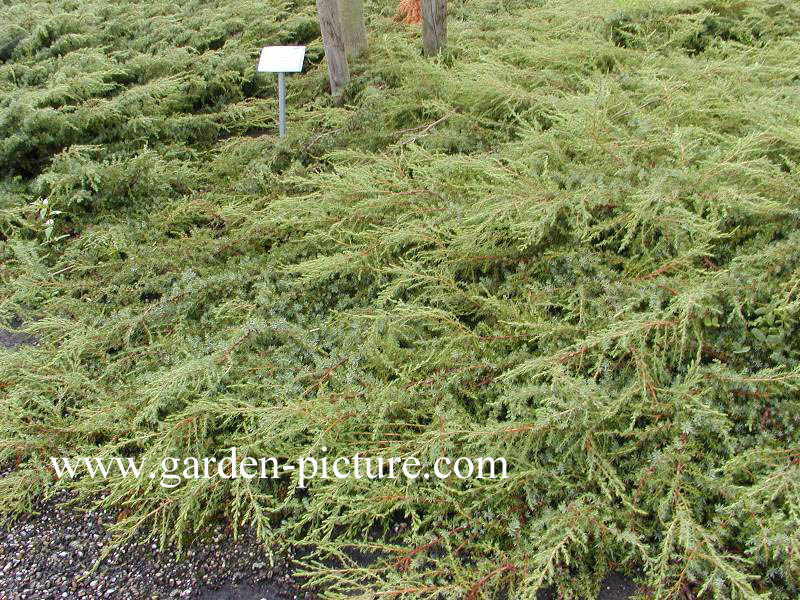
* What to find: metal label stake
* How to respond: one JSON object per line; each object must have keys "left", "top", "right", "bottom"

{"left": 277, "top": 72, "right": 286, "bottom": 137}
{"left": 257, "top": 46, "right": 306, "bottom": 138}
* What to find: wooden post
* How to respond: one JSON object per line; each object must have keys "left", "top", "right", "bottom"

{"left": 338, "top": 0, "right": 368, "bottom": 59}
{"left": 316, "top": 0, "right": 351, "bottom": 96}
{"left": 422, "top": 0, "right": 446, "bottom": 56}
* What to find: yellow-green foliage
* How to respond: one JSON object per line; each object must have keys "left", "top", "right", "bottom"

{"left": 2, "top": 0, "right": 800, "bottom": 598}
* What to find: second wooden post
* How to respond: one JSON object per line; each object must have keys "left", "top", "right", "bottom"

{"left": 422, "top": 0, "right": 447, "bottom": 56}
{"left": 316, "top": 0, "right": 351, "bottom": 96}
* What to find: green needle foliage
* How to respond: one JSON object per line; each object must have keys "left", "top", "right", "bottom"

{"left": 2, "top": 0, "right": 800, "bottom": 598}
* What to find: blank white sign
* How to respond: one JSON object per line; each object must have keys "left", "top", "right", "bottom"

{"left": 257, "top": 46, "right": 306, "bottom": 73}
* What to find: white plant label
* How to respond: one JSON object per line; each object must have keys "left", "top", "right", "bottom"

{"left": 257, "top": 46, "right": 306, "bottom": 73}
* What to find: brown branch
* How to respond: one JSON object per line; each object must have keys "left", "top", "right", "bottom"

{"left": 465, "top": 562, "right": 517, "bottom": 600}
{"left": 556, "top": 346, "right": 588, "bottom": 364}
{"left": 404, "top": 364, "right": 488, "bottom": 390}
{"left": 396, "top": 109, "right": 459, "bottom": 145}
{"left": 589, "top": 127, "right": 625, "bottom": 166}
{"left": 303, "top": 357, "right": 348, "bottom": 396}
{"left": 378, "top": 188, "right": 445, "bottom": 201}
{"left": 394, "top": 525, "right": 468, "bottom": 572}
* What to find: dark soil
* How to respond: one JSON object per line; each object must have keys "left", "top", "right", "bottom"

{"left": 0, "top": 318, "right": 37, "bottom": 351}
{"left": 598, "top": 573, "right": 640, "bottom": 600}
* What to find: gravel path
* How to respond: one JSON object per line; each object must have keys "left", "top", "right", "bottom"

{"left": 0, "top": 488, "right": 311, "bottom": 600}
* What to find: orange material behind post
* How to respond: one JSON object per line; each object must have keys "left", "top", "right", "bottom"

{"left": 395, "top": 0, "right": 422, "bottom": 24}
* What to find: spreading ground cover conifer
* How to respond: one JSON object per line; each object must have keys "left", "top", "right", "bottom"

{"left": 1, "top": 0, "right": 799, "bottom": 598}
